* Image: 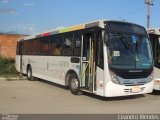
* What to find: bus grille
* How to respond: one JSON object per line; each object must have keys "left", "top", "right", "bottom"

{"left": 120, "top": 72, "right": 149, "bottom": 79}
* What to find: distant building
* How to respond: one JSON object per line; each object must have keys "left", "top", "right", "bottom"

{"left": 0, "top": 33, "right": 25, "bottom": 59}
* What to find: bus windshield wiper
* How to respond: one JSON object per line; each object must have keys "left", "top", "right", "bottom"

{"left": 118, "top": 34, "right": 131, "bottom": 50}
{"left": 118, "top": 34, "right": 135, "bottom": 58}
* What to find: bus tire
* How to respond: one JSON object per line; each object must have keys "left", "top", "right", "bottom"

{"left": 27, "top": 66, "right": 35, "bottom": 81}
{"left": 69, "top": 74, "right": 82, "bottom": 95}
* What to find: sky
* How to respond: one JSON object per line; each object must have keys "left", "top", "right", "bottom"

{"left": 0, "top": 0, "right": 160, "bottom": 35}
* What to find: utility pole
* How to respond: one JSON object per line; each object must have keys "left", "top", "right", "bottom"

{"left": 145, "top": 0, "right": 154, "bottom": 29}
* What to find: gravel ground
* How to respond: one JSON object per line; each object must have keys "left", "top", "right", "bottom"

{"left": 0, "top": 77, "right": 160, "bottom": 114}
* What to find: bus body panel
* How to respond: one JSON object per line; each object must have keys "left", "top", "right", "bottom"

{"left": 147, "top": 28, "right": 160, "bottom": 91}
{"left": 17, "top": 55, "right": 80, "bottom": 86}
{"left": 15, "top": 55, "right": 20, "bottom": 72}
{"left": 154, "top": 67, "right": 160, "bottom": 90}
{"left": 95, "top": 67, "right": 104, "bottom": 96}
{"left": 103, "top": 45, "right": 112, "bottom": 96}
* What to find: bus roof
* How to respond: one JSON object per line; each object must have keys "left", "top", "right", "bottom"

{"left": 18, "top": 20, "right": 145, "bottom": 41}
{"left": 147, "top": 28, "right": 160, "bottom": 36}
{"left": 18, "top": 20, "right": 105, "bottom": 41}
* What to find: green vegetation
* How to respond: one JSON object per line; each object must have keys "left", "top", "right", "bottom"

{"left": 0, "top": 56, "right": 19, "bottom": 78}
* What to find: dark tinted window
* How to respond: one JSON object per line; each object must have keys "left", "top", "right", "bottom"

{"left": 31, "top": 39, "right": 39, "bottom": 55}
{"left": 97, "top": 32, "right": 103, "bottom": 68}
{"left": 74, "top": 33, "right": 81, "bottom": 56}
{"left": 18, "top": 31, "right": 81, "bottom": 56}
{"left": 24, "top": 41, "right": 30, "bottom": 55}
{"left": 50, "top": 35, "right": 62, "bottom": 56}
{"left": 106, "top": 21, "right": 147, "bottom": 35}
{"left": 150, "top": 34, "right": 160, "bottom": 67}
{"left": 62, "top": 34, "right": 73, "bottom": 56}
{"left": 157, "top": 38, "right": 160, "bottom": 67}
{"left": 39, "top": 37, "right": 49, "bottom": 55}
{"left": 62, "top": 33, "right": 81, "bottom": 56}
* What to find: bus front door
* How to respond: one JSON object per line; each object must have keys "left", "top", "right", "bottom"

{"left": 80, "top": 33, "right": 96, "bottom": 92}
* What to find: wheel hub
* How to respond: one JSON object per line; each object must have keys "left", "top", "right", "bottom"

{"left": 28, "top": 70, "right": 31, "bottom": 78}
{"left": 71, "top": 79, "right": 78, "bottom": 90}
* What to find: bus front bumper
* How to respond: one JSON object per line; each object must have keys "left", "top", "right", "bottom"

{"left": 104, "top": 81, "right": 154, "bottom": 97}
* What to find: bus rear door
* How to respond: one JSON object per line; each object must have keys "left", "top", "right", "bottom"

{"left": 19, "top": 43, "right": 24, "bottom": 73}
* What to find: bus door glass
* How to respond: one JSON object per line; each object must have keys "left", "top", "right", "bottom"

{"left": 157, "top": 37, "right": 160, "bottom": 68}
{"left": 152, "top": 35, "right": 160, "bottom": 68}
{"left": 19, "top": 43, "right": 24, "bottom": 72}
{"left": 81, "top": 32, "right": 95, "bottom": 91}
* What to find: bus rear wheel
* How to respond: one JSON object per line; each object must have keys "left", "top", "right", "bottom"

{"left": 69, "top": 74, "right": 82, "bottom": 95}
{"left": 27, "top": 66, "right": 35, "bottom": 81}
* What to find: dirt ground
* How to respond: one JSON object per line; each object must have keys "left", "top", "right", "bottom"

{"left": 0, "top": 77, "right": 160, "bottom": 114}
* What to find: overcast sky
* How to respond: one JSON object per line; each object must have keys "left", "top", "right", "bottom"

{"left": 0, "top": 0, "right": 160, "bottom": 34}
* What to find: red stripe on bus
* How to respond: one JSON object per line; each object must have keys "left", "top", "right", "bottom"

{"left": 43, "top": 32, "right": 51, "bottom": 37}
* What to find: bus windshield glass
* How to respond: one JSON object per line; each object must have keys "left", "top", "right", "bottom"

{"left": 107, "top": 33, "right": 153, "bottom": 69}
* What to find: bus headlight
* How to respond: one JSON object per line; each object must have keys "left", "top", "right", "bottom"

{"left": 110, "top": 71, "right": 120, "bottom": 85}
{"left": 146, "top": 72, "right": 154, "bottom": 83}
{"left": 148, "top": 74, "right": 153, "bottom": 83}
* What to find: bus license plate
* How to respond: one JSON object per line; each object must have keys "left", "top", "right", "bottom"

{"left": 132, "top": 86, "right": 141, "bottom": 93}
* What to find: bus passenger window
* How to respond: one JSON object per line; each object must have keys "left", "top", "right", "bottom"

{"left": 50, "top": 35, "right": 62, "bottom": 56}
{"left": 74, "top": 34, "right": 81, "bottom": 56}
{"left": 61, "top": 33, "right": 81, "bottom": 56}
{"left": 62, "top": 34, "right": 74, "bottom": 56}
{"left": 39, "top": 38, "right": 49, "bottom": 55}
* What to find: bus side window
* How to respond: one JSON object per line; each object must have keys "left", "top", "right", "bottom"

{"left": 32, "top": 40, "right": 38, "bottom": 55}
{"left": 62, "top": 33, "right": 81, "bottom": 56}
{"left": 24, "top": 41, "right": 30, "bottom": 55}
{"left": 39, "top": 37, "right": 49, "bottom": 55}
{"left": 62, "top": 34, "right": 73, "bottom": 56}
{"left": 74, "top": 33, "right": 81, "bottom": 56}
{"left": 50, "top": 35, "right": 62, "bottom": 56}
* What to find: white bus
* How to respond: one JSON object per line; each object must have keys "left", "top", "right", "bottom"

{"left": 147, "top": 28, "right": 160, "bottom": 91}
{"left": 16, "top": 20, "right": 154, "bottom": 97}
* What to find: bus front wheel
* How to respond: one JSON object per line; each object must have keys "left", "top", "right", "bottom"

{"left": 27, "top": 66, "right": 35, "bottom": 81}
{"left": 69, "top": 74, "right": 82, "bottom": 95}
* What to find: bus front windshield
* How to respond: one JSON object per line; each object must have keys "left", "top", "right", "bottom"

{"left": 107, "top": 33, "right": 153, "bottom": 69}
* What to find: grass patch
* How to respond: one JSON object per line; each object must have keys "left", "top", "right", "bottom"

{"left": 0, "top": 56, "right": 19, "bottom": 78}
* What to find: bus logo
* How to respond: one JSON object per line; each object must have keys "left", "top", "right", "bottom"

{"left": 129, "top": 70, "right": 143, "bottom": 73}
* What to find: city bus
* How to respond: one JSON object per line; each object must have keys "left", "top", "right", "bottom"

{"left": 16, "top": 20, "right": 154, "bottom": 97}
{"left": 147, "top": 28, "right": 160, "bottom": 91}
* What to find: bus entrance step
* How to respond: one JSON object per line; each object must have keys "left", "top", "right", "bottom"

{"left": 80, "top": 88, "right": 93, "bottom": 93}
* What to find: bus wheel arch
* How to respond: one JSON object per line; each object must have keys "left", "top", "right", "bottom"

{"left": 65, "top": 70, "right": 77, "bottom": 87}
{"left": 65, "top": 70, "right": 82, "bottom": 95}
